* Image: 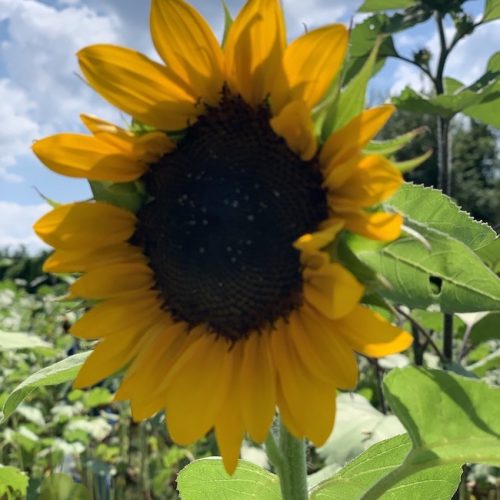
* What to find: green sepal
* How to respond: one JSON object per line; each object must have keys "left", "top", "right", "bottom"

{"left": 363, "top": 126, "right": 427, "bottom": 156}
{"left": 89, "top": 180, "right": 146, "bottom": 214}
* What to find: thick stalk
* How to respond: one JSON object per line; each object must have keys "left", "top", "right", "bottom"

{"left": 266, "top": 418, "right": 308, "bottom": 500}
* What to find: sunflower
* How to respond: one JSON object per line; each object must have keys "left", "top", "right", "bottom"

{"left": 33, "top": 0, "right": 412, "bottom": 473}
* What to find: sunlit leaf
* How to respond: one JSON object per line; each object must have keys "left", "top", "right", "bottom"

{"left": 0, "top": 466, "right": 29, "bottom": 499}
{"left": 476, "top": 238, "right": 500, "bottom": 273}
{"left": 177, "top": 458, "right": 280, "bottom": 499}
{"left": 483, "top": 0, "right": 500, "bottom": 22}
{"left": 387, "top": 184, "right": 496, "bottom": 250}
{"left": 1, "top": 352, "right": 90, "bottom": 422}
{"left": 360, "top": 367, "right": 500, "bottom": 498}
{"left": 310, "top": 434, "right": 461, "bottom": 499}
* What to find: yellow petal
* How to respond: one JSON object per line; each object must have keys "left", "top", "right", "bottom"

{"left": 340, "top": 210, "right": 403, "bottom": 241}
{"left": 78, "top": 44, "right": 199, "bottom": 130}
{"left": 80, "top": 114, "right": 130, "bottom": 136}
{"left": 320, "top": 105, "right": 395, "bottom": 166}
{"left": 303, "top": 262, "right": 364, "bottom": 319}
{"left": 270, "top": 100, "right": 317, "bottom": 160}
{"left": 297, "top": 304, "right": 358, "bottom": 390}
{"left": 115, "top": 322, "right": 191, "bottom": 420}
{"left": 337, "top": 305, "right": 413, "bottom": 357}
{"left": 73, "top": 329, "right": 147, "bottom": 388}
{"left": 165, "top": 335, "right": 234, "bottom": 445}
{"left": 225, "top": 0, "right": 287, "bottom": 106}
{"left": 70, "top": 292, "right": 163, "bottom": 339}
{"left": 334, "top": 155, "right": 403, "bottom": 208}
{"left": 150, "top": 0, "right": 224, "bottom": 103}
{"left": 239, "top": 332, "right": 276, "bottom": 443}
{"left": 271, "top": 323, "right": 336, "bottom": 446}
{"left": 289, "top": 306, "right": 358, "bottom": 389}
{"left": 70, "top": 263, "right": 154, "bottom": 299}
{"left": 294, "top": 223, "right": 344, "bottom": 254}
{"left": 34, "top": 203, "right": 136, "bottom": 250}
{"left": 276, "top": 379, "right": 304, "bottom": 439}
{"left": 43, "top": 244, "right": 145, "bottom": 274}
{"left": 322, "top": 153, "right": 362, "bottom": 191}
{"left": 215, "top": 363, "right": 245, "bottom": 475}
{"left": 32, "top": 133, "right": 146, "bottom": 181}
{"left": 284, "top": 24, "right": 347, "bottom": 109}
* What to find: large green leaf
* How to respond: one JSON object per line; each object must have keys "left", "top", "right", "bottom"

{"left": 387, "top": 184, "right": 496, "bottom": 250}
{"left": 476, "top": 238, "right": 500, "bottom": 273}
{"left": 177, "top": 458, "right": 280, "bottom": 499}
{"left": 361, "top": 367, "right": 500, "bottom": 498}
{"left": 310, "top": 434, "right": 462, "bottom": 499}
{"left": 0, "top": 331, "right": 52, "bottom": 350}
{"left": 352, "top": 226, "right": 500, "bottom": 312}
{"left": 0, "top": 466, "right": 29, "bottom": 499}
{"left": 1, "top": 352, "right": 90, "bottom": 422}
{"left": 359, "top": 0, "right": 417, "bottom": 12}
{"left": 483, "top": 0, "right": 500, "bottom": 21}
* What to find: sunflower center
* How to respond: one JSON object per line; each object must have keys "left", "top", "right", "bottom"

{"left": 136, "top": 90, "right": 328, "bottom": 341}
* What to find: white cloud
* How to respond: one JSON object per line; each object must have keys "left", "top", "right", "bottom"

{"left": 390, "top": 63, "right": 433, "bottom": 96}
{"left": 0, "top": 79, "right": 40, "bottom": 182}
{"left": 0, "top": 202, "right": 48, "bottom": 251}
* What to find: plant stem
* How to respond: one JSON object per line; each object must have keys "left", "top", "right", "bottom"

{"left": 434, "top": 12, "right": 455, "bottom": 365}
{"left": 266, "top": 418, "right": 308, "bottom": 500}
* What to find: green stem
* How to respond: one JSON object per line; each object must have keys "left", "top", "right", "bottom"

{"left": 266, "top": 418, "right": 308, "bottom": 500}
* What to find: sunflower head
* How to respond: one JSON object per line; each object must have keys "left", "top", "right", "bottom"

{"left": 33, "top": 0, "right": 412, "bottom": 474}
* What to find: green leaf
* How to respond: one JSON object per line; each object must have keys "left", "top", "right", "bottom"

{"left": 484, "top": 0, "right": 500, "bottom": 21}
{"left": 90, "top": 180, "right": 146, "bottom": 213}
{"left": 0, "top": 331, "right": 52, "bottom": 350}
{"left": 352, "top": 226, "right": 500, "bottom": 312}
{"left": 393, "top": 149, "right": 432, "bottom": 173}
{"left": 361, "top": 367, "right": 500, "bottom": 498}
{"left": 39, "top": 473, "right": 91, "bottom": 500}
{"left": 0, "top": 466, "right": 29, "bottom": 498}
{"left": 444, "top": 77, "right": 464, "bottom": 94}
{"left": 387, "top": 184, "right": 496, "bottom": 250}
{"left": 325, "top": 37, "right": 382, "bottom": 137}
{"left": 363, "top": 127, "right": 426, "bottom": 156}
{"left": 177, "top": 458, "right": 281, "bottom": 499}
{"left": 221, "top": 1, "right": 233, "bottom": 48}
{"left": 470, "top": 313, "right": 500, "bottom": 345}
{"left": 476, "top": 238, "right": 500, "bottom": 273}
{"left": 310, "top": 434, "right": 462, "bottom": 499}
{"left": 359, "top": 0, "right": 417, "bottom": 11}
{"left": 1, "top": 352, "right": 90, "bottom": 422}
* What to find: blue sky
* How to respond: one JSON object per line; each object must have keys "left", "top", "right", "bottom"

{"left": 0, "top": 0, "right": 498, "bottom": 251}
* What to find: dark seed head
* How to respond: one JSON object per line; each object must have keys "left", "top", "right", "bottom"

{"left": 135, "top": 89, "right": 328, "bottom": 341}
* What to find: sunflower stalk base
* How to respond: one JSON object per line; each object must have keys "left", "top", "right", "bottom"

{"left": 266, "top": 418, "right": 309, "bottom": 500}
